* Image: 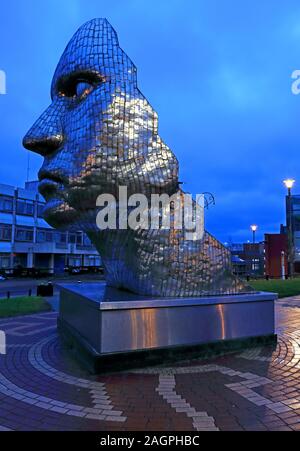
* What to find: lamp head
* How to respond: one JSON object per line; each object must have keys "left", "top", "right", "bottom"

{"left": 283, "top": 179, "right": 295, "bottom": 190}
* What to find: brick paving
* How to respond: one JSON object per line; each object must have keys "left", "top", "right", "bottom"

{"left": 1, "top": 297, "right": 300, "bottom": 431}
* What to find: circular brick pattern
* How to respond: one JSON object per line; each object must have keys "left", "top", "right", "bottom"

{"left": 0, "top": 298, "right": 300, "bottom": 430}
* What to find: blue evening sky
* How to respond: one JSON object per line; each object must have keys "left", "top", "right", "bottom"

{"left": 1, "top": 0, "right": 300, "bottom": 243}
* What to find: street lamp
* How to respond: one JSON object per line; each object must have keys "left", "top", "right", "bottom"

{"left": 283, "top": 179, "right": 295, "bottom": 278}
{"left": 283, "top": 179, "right": 295, "bottom": 196}
{"left": 281, "top": 251, "right": 286, "bottom": 280}
{"left": 250, "top": 224, "right": 258, "bottom": 244}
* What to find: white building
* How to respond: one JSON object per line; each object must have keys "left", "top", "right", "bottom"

{"left": 0, "top": 181, "right": 101, "bottom": 273}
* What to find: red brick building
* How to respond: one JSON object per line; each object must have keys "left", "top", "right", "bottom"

{"left": 264, "top": 233, "right": 287, "bottom": 278}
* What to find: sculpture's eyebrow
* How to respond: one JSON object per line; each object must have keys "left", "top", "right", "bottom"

{"left": 52, "top": 69, "right": 106, "bottom": 100}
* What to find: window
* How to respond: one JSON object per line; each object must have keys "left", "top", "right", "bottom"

{"left": 251, "top": 259, "right": 260, "bottom": 271}
{"left": 16, "top": 199, "right": 34, "bottom": 216}
{"left": 68, "top": 233, "right": 76, "bottom": 244}
{"left": 0, "top": 224, "right": 12, "bottom": 241}
{"left": 37, "top": 229, "right": 53, "bottom": 243}
{"left": 87, "top": 256, "right": 101, "bottom": 266}
{"left": 68, "top": 257, "right": 81, "bottom": 267}
{"left": 15, "top": 227, "right": 33, "bottom": 242}
{"left": 0, "top": 195, "right": 13, "bottom": 213}
{"left": 76, "top": 232, "right": 83, "bottom": 245}
{"left": 75, "top": 233, "right": 93, "bottom": 249}
{"left": 37, "top": 202, "right": 45, "bottom": 217}
{"left": 83, "top": 234, "right": 92, "bottom": 246}
{"left": 55, "top": 232, "right": 67, "bottom": 244}
{"left": 0, "top": 254, "right": 10, "bottom": 268}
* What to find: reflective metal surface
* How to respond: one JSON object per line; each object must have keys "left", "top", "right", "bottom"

{"left": 23, "top": 18, "right": 249, "bottom": 297}
{"left": 60, "top": 283, "right": 276, "bottom": 354}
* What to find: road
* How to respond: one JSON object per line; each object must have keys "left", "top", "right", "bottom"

{"left": 0, "top": 274, "right": 104, "bottom": 298}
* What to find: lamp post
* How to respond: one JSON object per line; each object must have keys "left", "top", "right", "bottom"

{"left": 250, "top": 225, "right": 258, "bottom": 275}
{"left": 281, "top": 251, "right": 286, "bottom": 280}
{"left": 250, "top": 224, "right": 258, "bottom": 244}
{"left": 283, "top": 179, "right": 295, "bottom": 278}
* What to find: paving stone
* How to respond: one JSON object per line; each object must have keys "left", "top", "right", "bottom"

{"left": 1, "top": 301, "right": 300, "bottom": 430}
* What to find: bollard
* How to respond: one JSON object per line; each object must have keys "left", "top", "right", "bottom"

{"left": 29, "top": 289, "right": 32, "bottom": 297}
{"left": 7, "top": 291, "right": 10, "bottom": 299}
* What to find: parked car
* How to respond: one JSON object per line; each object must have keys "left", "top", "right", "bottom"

{"left": 0, "top": 275, "right": 6, "bottom": 281}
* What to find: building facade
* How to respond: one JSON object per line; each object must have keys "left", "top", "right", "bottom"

{"left": 229, "top": 242, "right": 264, "bottom": 277}
{"left": 287, "top": 195, "right": 300, "bottom": 273}
{"left": 0, "top": 181, "right": 101, "bottom": 274}
{"left": 264, "top": 233, "right": 287, "bottom": 278}
{"left": 230, "top": 234, "right": 289, "bottom": 279}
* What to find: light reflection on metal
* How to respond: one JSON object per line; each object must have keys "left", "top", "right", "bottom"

{"left": 23, "top": 18, "right": 250, "bottom": 297}
{"left": 217, "top": 304, "right": 226, "bottom": 340}
{"left": 130, "top": 309, "right": 158, "bottom": 349}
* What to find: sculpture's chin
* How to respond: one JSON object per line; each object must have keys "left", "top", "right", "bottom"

{"left": 43, "top": 199, "right": 79, "bottom": 230}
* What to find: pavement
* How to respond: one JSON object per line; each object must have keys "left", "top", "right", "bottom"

{"left": 0, "top": 296, "right": 300, "bottom": 431}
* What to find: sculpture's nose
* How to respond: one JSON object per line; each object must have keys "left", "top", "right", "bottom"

{"left": 23, "top": 133, "right": 63, "bottom": 156}
{"left": 23, "top": 104, "right": 64, "bottom": 157}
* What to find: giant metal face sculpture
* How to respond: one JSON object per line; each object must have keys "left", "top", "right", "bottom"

{"left": 23, "top": 19, "right": 178, "bottom": 230}
{"left": 23, "top": 19, "right": 248, "bottom": 297}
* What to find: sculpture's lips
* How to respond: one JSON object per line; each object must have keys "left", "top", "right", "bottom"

{"left": 38, "top": 169, "right": 66, "bottom": 199}
{"left": 38, "top": 178, "right": 62, "bottom": 200}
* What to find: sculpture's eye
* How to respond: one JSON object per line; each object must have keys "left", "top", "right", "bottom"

{"left": 58, "top": 79, "right": 95, "bottom": 100}
{"left": 56, "top": 71, "right": 105, "bottom": 101}
{"left": 75, "top": 81, "right": 93, "bottom": 98}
